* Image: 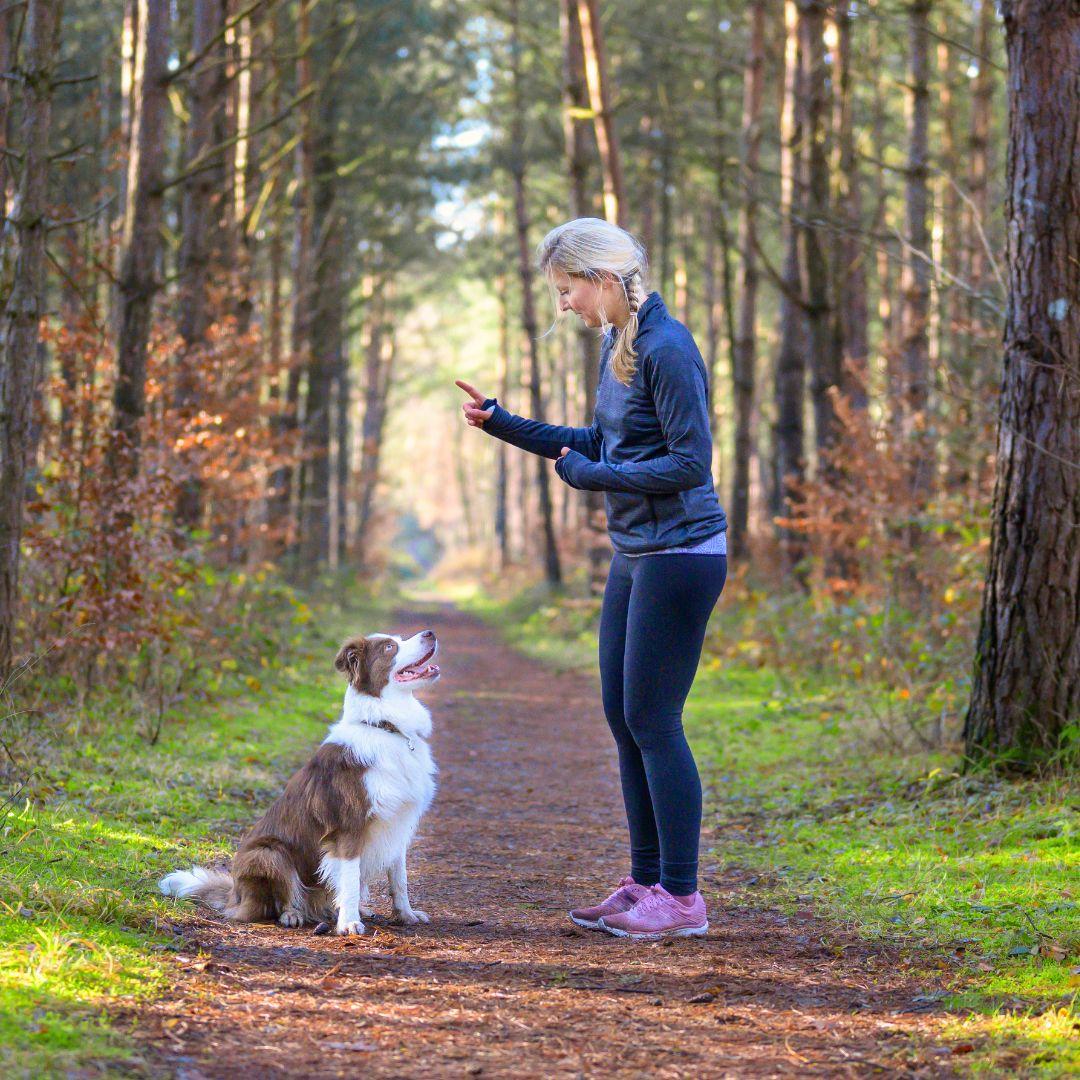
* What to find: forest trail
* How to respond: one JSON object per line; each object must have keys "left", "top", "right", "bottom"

{"left": 133, "top": 603, "right": 954, "bottom": 1078}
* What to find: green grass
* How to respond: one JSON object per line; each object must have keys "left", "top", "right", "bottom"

{"left": 461, "top": 584, "right": 1080, "bottom": 1077}
{"left": 0, "top": 592, "right": 390, "bottom": 1079}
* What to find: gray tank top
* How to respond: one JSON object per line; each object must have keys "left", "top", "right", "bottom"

{"left": 622, "top": 529, "right": 727, "bottom": 559}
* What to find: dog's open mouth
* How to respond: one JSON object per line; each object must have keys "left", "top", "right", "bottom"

{"left": 394, "top": 645, "right": 440, "bottom": 683}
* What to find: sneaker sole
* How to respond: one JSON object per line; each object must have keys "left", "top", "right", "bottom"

{"left": 598, "top": 919, "right": 709, "bottom": 941}
{"left": 568, "top": 913, "right": 604, "bottom": 930}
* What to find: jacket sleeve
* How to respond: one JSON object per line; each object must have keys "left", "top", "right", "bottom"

{"left": 553, "top": 346, "right": 712, "bottom": 494}
{"left": 480, "top": 397, "right": 602, "bottom": 461}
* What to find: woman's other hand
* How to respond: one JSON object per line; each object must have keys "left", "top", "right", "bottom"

{"left": 554, "top": 446, "right": 586, "bottom": 490}
{"left": 456, "top": 380, "right": 495, "bottom": 428}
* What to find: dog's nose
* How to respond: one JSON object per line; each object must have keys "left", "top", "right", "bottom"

{"left": 420, "top": 629, "right": 435, "bottom": 641}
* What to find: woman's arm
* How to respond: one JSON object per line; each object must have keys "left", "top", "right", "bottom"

{"left": 456, "top": 379, "right": 601, "bottom": 461}
{"left": 482, "top": 398, "right": 601, "bottom": 461}
{"left": 555, "top": 346, "right": 711, "bottom": 493}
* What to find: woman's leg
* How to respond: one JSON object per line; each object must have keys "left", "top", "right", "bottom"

{"left": 598, "top": 553, "right": 661, "bottom": 886}
{"left": 621, "top": 554, "right": 727, "bottom": 896}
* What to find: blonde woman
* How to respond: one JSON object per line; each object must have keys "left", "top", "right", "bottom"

{"left": 457, "top": 217, "right": 727, "bottom": 940}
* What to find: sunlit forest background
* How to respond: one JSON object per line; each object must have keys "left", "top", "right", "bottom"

{"left": 4, "top": 0, "right": 1020, "bottom": 741}
{"left": 0, "top": 0, "right": 1076, "bottom": 806}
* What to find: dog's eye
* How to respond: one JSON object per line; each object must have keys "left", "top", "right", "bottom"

{"left": 384, "top": 642, "right": 394, "bottom": 652}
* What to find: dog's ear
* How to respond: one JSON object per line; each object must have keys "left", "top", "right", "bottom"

{"left": 334, "top": 638, "right": 366, "bottom": 685}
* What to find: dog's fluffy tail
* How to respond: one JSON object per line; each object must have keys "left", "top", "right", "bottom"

{"left": 159, "top": 866, "right": 233, "bottom": 911}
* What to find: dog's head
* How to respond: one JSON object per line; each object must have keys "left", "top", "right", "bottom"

{"left": 334, "top": 629, "right": 440, "bottom": 697}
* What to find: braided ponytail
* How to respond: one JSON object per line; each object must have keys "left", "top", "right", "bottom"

{"left": 609, "top": 271, "right": 649, "bottom": 385}
{"left": 537, "top": 218, "right": 650, "bottom": 386}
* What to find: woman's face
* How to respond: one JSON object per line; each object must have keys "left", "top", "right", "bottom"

{"left": 549, "top": 269, "right": 611, "bottom": 328}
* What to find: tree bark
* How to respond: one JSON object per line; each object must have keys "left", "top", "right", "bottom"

{"left": 354, "top": 288, "right": 393, "bottom": 559}
{"left": 963, "top": 1, "right": 1080, "bottom": 763}
{"left": 0, "top": 4, "right": 19, "bottom": 213}
{"left": 831, "top": 0, "right": 868, "bottom": 410}
{"left": 730, "top": 0, "right": 765, "bottom": 557}
{"left": 300, "top": 55, "right": 343, "bottom": 568}
{"left": 175, "top": 0, "right": 228, "bottom": 529}
{"left": 869, "top": 12, "right": 898, "bottom": 381}
{"left": 111, "top": 0, "right": 169, "bottom": 479}
{"left": 967, "top": 0, "right": 996, "bottom": 314}
{"left": 334, "top": 318, "right": 351, "bottom": 566}
{"left": 900, "top": 0, "right": 934, "bottom": 505}
{"left": 575, "top": 0, "right": 625, "bottom": 228}
{"left": 797, "top": 1, "right": 840, "bottom": 465}
{"left": 493, "top": 262, "right": 511, "bottom": 570}
{"left": 510, "top": 0, "right": 561, "bottom": 586}
{"left": 771, "top": 0, "right": 808, "bottom": 561}
{"left": 0, "top": 0, "right": 63, "bottom": 675}
{"left": 559, "top": 0, "right": 606, "bottom": 590}
{"left": 269, "top": 0, "right": 315, "bottom": 552}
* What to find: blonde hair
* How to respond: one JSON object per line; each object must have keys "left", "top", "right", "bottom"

{"left": 537, "top": 217, "right": 649, "bottom": 386}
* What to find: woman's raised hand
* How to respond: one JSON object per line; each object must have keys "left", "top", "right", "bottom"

{"left": 456, "top": 380, "right": 495, "bottom": 428}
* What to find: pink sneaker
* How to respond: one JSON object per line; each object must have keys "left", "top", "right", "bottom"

{"left": 598, "top": 884, "right": 708, "bottom": 940}
{"left": 569, "top": 876, "right": 650, "bottom": 929}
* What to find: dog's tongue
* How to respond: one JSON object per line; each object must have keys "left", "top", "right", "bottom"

{"left": 397, "top": 662, "right": 440, "bottom": 682}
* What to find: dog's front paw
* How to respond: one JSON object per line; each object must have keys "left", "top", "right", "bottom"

{"left": 393, "top": 908, "right": 429, "bottom": 926}
{"left": 278, "top": 909, "right": 303, "bottom": 929}
{"left": 335, "top": 919, "right": 366, "bottom": 936}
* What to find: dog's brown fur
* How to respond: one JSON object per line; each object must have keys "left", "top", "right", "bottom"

{"left": 334, "top": 634, "right": 398, "bottom": 696}
{"left": 187, "top": 635, "right": 400, "bottom": 926}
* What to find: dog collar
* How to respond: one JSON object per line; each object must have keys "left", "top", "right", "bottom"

{"left": 367, "top": 719, "right": 415, "bottom": 751}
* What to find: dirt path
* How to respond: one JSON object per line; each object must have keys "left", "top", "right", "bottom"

{"left": 133, "top": 604, "right": 954, "bottom": 1078}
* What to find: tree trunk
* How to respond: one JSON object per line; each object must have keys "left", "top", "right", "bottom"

{"left": 117, "top": 0, "right": 138, "bottom": 226}
{"left": 0, "top": 0, "right": 63, "bottom": 675}
{"left": 493, "top": 264, "right": 511, "bottom": 570}
{"left": 576, "top": 0, "right": 625, "bottom": 228}
{"left": 771, "top": 0, "right": 808, "bottom": 561}
{"left": 559, "top": 0, "right": 606, "bottom": 590}
{"left": 234, "top": 3, "right": 259, "bottom": 334}
{"left": 869, "top": 12, "right": 898, "bottom": 382}
{"left": 111, "top": 0, "right": 169, "bottom": 479}
{"left": 0, "top": 4, "right": 20, "bottom": 212}
{"left": 300, "top": 67, "right": 343, "bottom": 569}
{"left": 730, "top": 0, "right": 765, "bottom": 557}
{"left": 334, "top": 331, "right": 351, "bottom": 566}
{"left": 270, "top": 0, "right": 315, "bottom": 553}
{"left": 964, "top": 0, "right": 1080, "bottom": 763}
{"left": 175, "top": 0, "right": 228, "bottom": 529}
{"left": 900, "top": 0, "right": 933, "bottom": 505}
{"left": 510, "top": 0, "right": 561, "bottom": 586}
{"left": 967, "top": 0, "right": 996, "bottom": 316}
{"left": 657, "top": 130, "right": 673, "bottom": 296}
{"left": 831, "top": 0, "right": 868, "bottom": 410}
{"left": 711, "top": 13, "right": 738, "bottom": 449}
{"left": 797, "top": 1, "right": 840, "bottom": 465}
{"left": 354, "top": 289, "right": 393, "bottom": 558}
{"left": 638, "top": 113, "right": 656, "bottom": 255}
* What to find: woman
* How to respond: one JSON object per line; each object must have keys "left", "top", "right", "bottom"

{"left": 456, "top": 217, "right": 727, "bottom": 940}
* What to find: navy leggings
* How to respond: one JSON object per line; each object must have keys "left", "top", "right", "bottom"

{"left": 598, "top": 551, "right": 727, "bottom": 896}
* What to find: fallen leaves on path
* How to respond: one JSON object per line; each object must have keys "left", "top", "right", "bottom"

{"left": 127, "top": 606, "right": 962, "bottom": 1077}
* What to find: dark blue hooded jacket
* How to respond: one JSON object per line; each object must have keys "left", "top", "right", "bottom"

{"left": 481, "top": 292, "right": 727, "bottom": 555}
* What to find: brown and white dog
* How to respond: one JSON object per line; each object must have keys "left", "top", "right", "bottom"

{"left": 159, "top": 629, "right": 440, "bottom": 935}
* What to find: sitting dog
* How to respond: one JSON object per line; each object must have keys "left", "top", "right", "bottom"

{"left": 159, "top": 629, "right": 440, "bottom": 935}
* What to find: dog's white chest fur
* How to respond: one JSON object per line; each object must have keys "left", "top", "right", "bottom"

{"left": 323, "top": 686, "right": 437, "bottom": 877}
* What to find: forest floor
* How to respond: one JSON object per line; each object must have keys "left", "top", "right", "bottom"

{"left": 127, "top": 600, "right": 979, "bottom": 1078}
{"left": 4, "top": 592, "right": 1075, "bottom": 1077}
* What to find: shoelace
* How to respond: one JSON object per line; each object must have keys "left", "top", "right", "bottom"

{"left": 632, "top": 885, "right": 673, "bottom": 913}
